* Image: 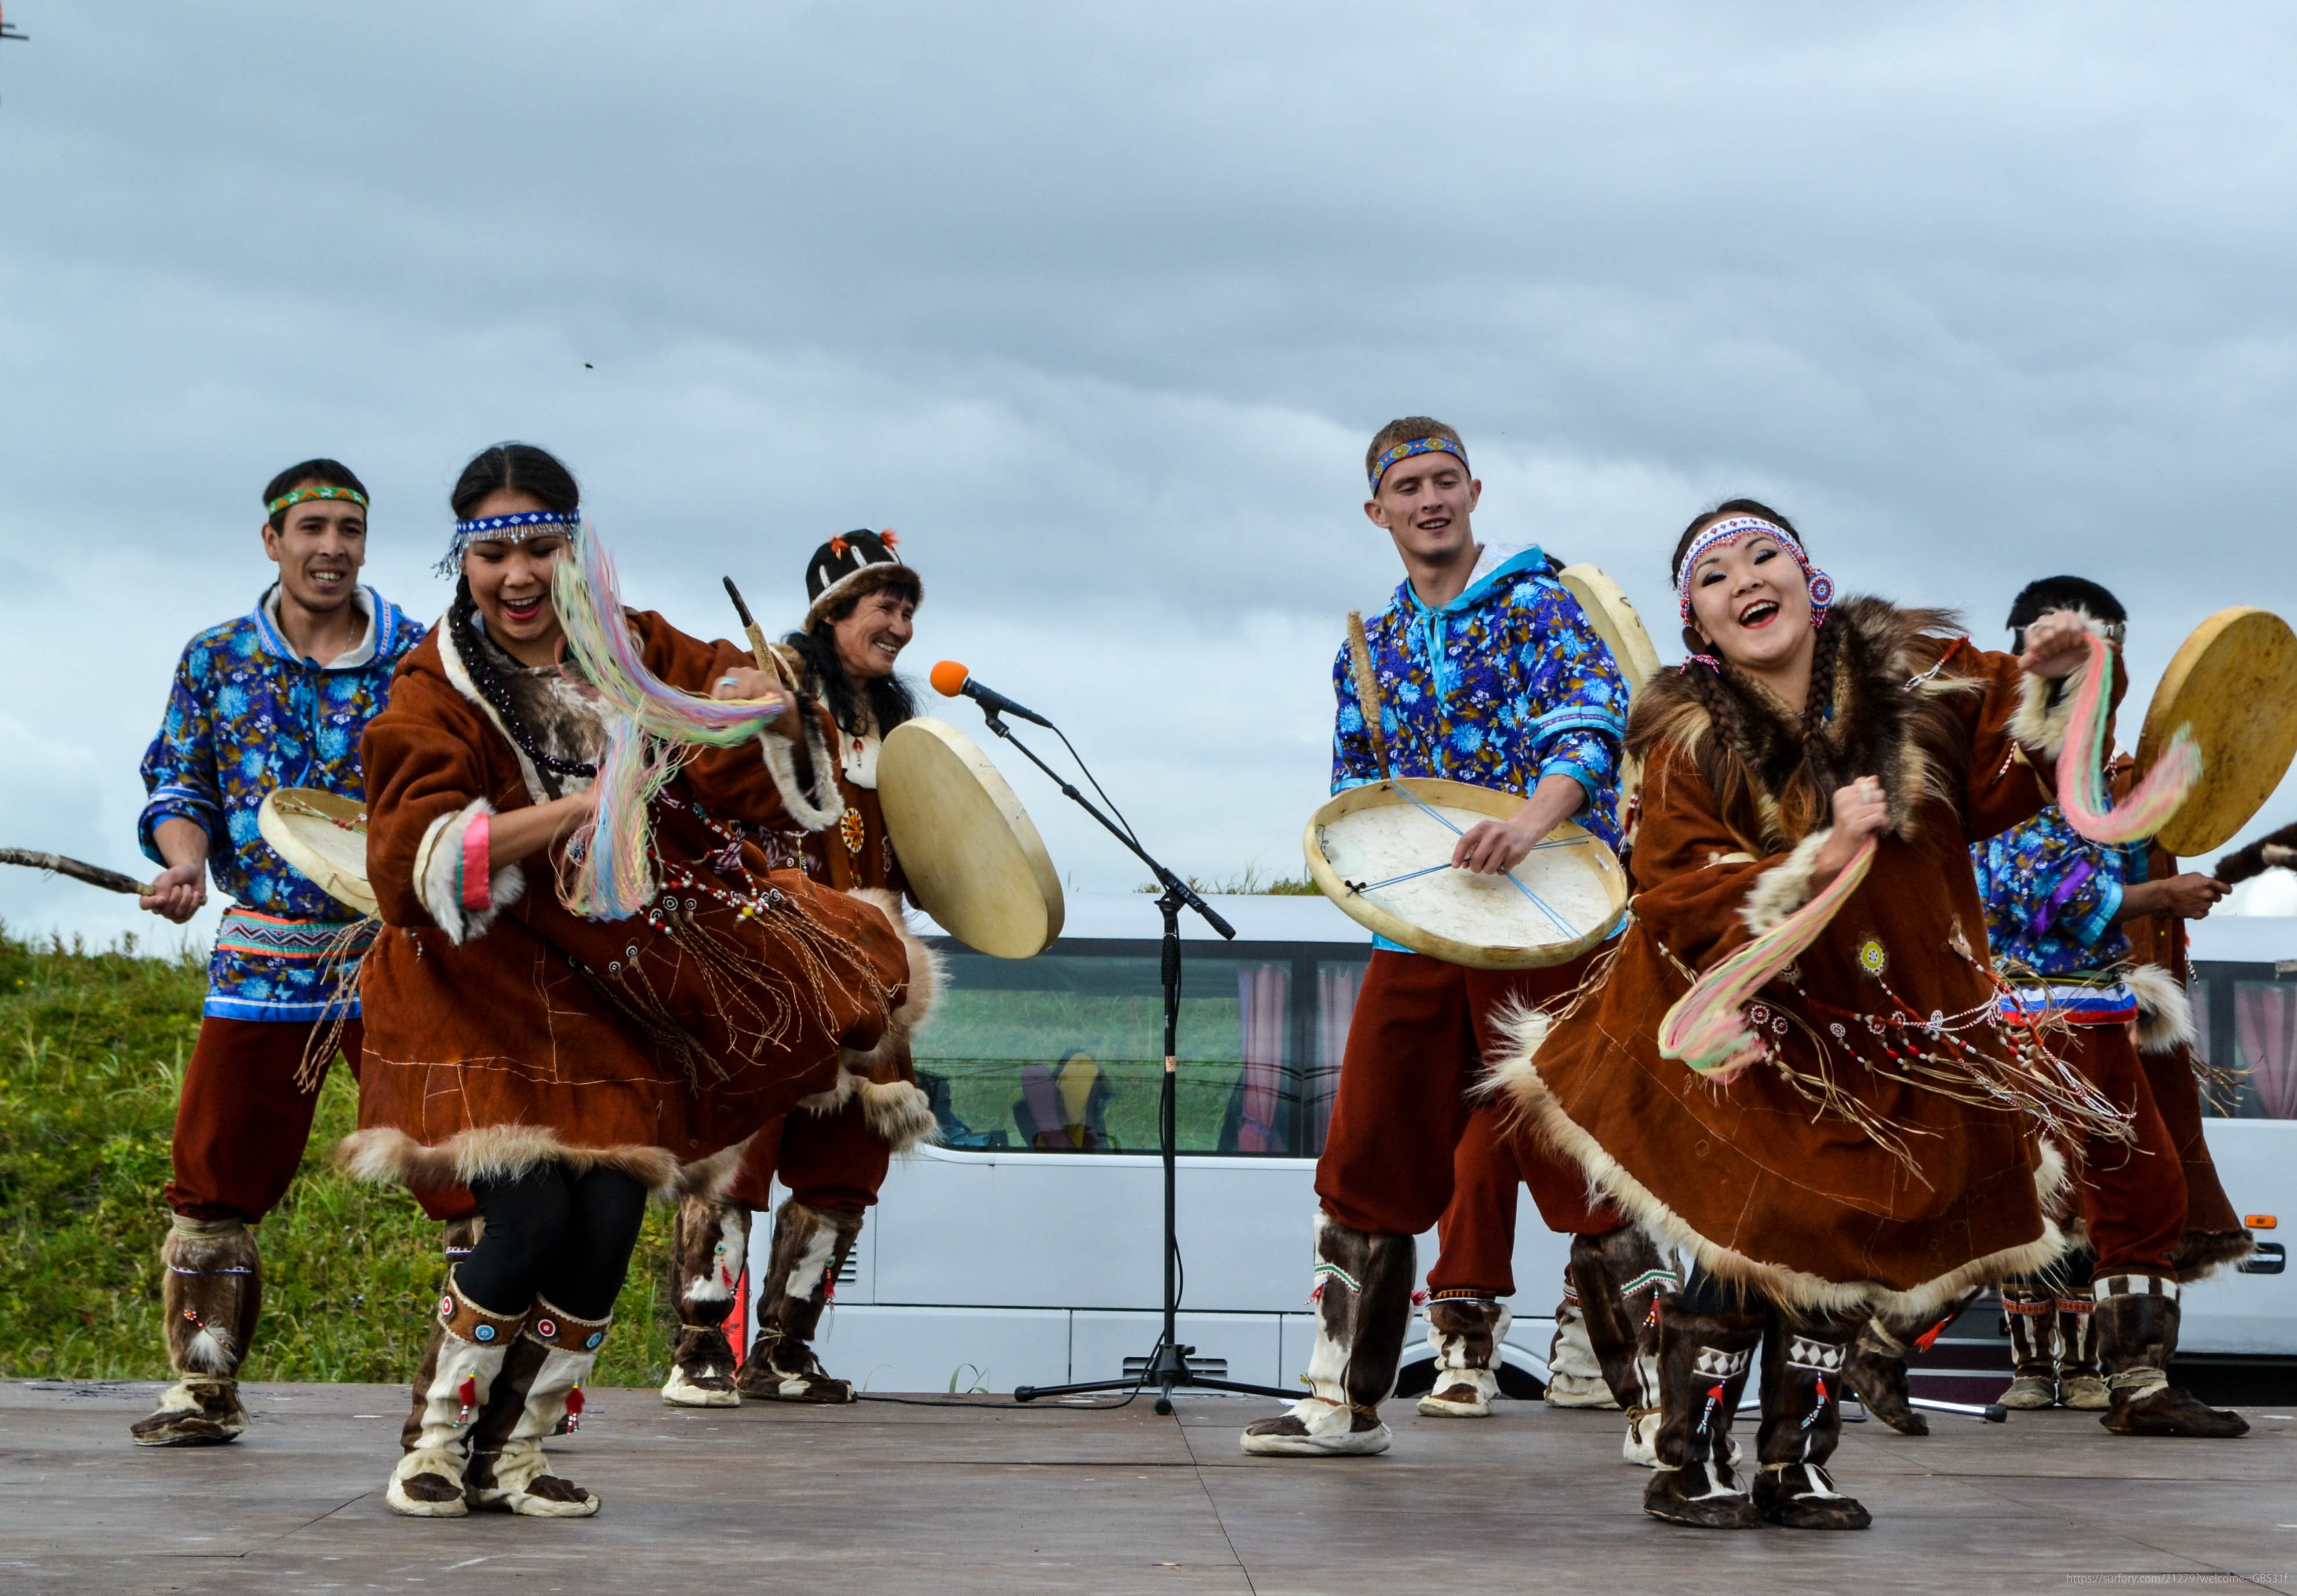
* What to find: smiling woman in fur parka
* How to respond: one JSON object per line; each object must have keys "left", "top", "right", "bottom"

{"left": 1492, "top": 500, "right": 2103, "bottom": 1533}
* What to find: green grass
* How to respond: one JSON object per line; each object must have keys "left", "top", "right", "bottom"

{"left": 0, "top": 926, "right": 676, "bottom": 1387}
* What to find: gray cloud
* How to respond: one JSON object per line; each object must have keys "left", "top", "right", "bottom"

{"left": 5, "top": 1, "right": 2296, "bottom": 940}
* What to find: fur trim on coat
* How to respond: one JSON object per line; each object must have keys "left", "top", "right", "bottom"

{"left": 412, "top": 797, "right": 526, "bottom": 945}
{"left": 1739, "top": 829, "right": 1833, "bottom": 937}
{"left": 2006, "top": 614, "right": 2108, "bottom": 761}
{"left": 792, "top": 888, "right": 943, "bottom": 1154}
{"left": 1490, "top": 1008, "right": 2071, "bottom": 1320}
{"left": 338, "top": 1124, "right": 754, "bottom": 1203}
{"left": 2124, "top": 963, "right": 2198, "bottom": 1056}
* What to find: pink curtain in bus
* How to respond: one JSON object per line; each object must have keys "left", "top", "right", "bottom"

{"left": 1235, "top": 964, "right": 1290, "bottom": 1153}
{"left": 2237, "top": 983, "right": 2297, "bottom": 1120}
{"left": 1304, "top": 963, "right": 1363, "bottom": 1155}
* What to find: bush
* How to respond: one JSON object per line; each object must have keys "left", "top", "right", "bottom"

{"left": 0, "top": 927, "right": 674, "bottom": 1386}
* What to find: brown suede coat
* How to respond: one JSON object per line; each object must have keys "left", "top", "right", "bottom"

{"left": 345, "top": 611, "right": 926, "bottom": 1199}
{"left": 1500, "top": 598, "right": 2079, "bottom": 1317}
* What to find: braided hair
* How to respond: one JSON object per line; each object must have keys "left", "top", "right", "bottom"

{"left": 1669, "top": 498, "right": 1847, "bottom": 845}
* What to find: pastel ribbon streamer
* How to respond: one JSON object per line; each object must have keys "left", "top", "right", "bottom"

{"left": 552, "top": 522, "right": 784, "bottom": 920}
{"left": 2055, "top": 632, "right": 2200, "bottom": 847}
{"left": 1659, "top": 833, "right": 1878, "bottom": 1081}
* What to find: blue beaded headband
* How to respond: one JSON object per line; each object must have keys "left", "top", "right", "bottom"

{"left": 1368, "top": 436, "right": 1468, "bottom": 493}
{"left": 1675, "top": 515, "right": 1833, "bottom": 628}
{"left": 435, "top": 510, "right": 582, "bottom": 576}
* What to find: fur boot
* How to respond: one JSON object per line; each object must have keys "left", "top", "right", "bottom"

{"left": 1999, "top": 1280, "right": 2059, "bottom": 1409}
{"left": 2092, "top": 1274, "right": 2247, "bottom": 1439}
{"left": 1241, "top": 1216, "right": 1415, "bottom": 1456}
{"left": 1641, "top": 1306, "right": 1764, "bottom": 1528}
{"left": 130, "top": 1216, "right": 261, "bottom": 1446}
{"left": 734, "top": 1199, "right": 862, "bottom": 1404}
{"left": 1544, "top": 1276, "right": 1614, "bottom": 1408}
{"left": 387, "top": 1271, "right": 525, "bottom": 1517}
{"left": 1840, "top": 1314, "right": 1928, "bottom": 1437}
{"left": 467, "top": 1299, "right": 610, "bottom": 1516}
{"left": 1566, "top": 1228, "right": 1677, "bottom": 1462}
{"left": 2056, "top": 1295, "right": 2109, "bottom": 1409}
{"left": 401, "top": 1217, "right": 485, "bottom": 1451}
{"left": 1417, "top": 1295, "right": 1510, "bottom": 1417}
{"left": 662, "top": 1197, "right": 751, "bottom": 1408}
{"left": 1751, "top": 1317, "right": 1872, "bottom": 1530}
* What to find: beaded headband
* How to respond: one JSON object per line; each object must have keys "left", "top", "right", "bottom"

{"left": 267, "top": 484, "right": 367, "bottom": 516}
{"left": 436, "top": 509, "right": 582, "bottom": 577}
{"left": 1674, "top": 515, "right": 1833, "bottom": 628}
{"left": 1368, "top": 436, "right": 1468, "bottom": 493}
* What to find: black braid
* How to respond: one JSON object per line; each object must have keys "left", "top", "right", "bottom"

{"left": 447, "top": 580, "right": 598, "bottom": 784}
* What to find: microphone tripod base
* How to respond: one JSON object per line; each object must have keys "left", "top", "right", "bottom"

{"left": 1014, "top": 1343, "right": 1297, "bottom": 1413}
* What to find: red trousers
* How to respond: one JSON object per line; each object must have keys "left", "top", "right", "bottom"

{"left": 1317, "top": 949, "right": 1623, "bottom": 1244}
{"left": 167, "top": 1015, "right": 361, "bottom": 1223}
{"left": 1425, "top": 1098, "right": 1625, "bottom": 1296}
{"left": 2069, "top": 1023, "right": 2186, "bottom": 1277}
{"left": 725, "top": 1094, "right": 891, "bottom": 1214}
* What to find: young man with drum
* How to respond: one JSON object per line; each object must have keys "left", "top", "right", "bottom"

{"left": 128, "top": 460, "right": 427, "bottom": 1447}
{"left": 661, "top": 529, "right": 940, "bottom": 1409}
{"left": 1240, "top": 417, "right": 1662, "bottom": 1458}
{"left": 1955, "top": 578, "right": 2244, "bottom": 1437}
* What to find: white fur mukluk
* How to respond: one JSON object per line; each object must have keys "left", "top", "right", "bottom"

{"left": 1487, "top": 1007, "right": 2072, "bottom": 1323}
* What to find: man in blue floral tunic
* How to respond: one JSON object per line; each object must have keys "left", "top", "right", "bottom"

{"left": 1965, "top": 575, "right": 2243, "bottom": 1439}
{"left": 128, "top": 459, "right": 425, "bottom": 1448}
{"left": 1243, "top": 416, "right": 1665, "bottom": 1457}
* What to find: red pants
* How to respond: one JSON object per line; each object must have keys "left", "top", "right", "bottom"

{"left": 167, "top": 1015, "right": 362, "bottom": 1223}
{"left": 1317, "top": 949, "right": 1622, "bottom": 1242}
{"left": 1425, "top": 1098, "right": 1624, "bottom": 1296}
{"left": 2069, "top": 1023, "right": 2186, "bottom": 1277}
{"left": 725, "top": 1094, "right": 891, "bottom": 1214}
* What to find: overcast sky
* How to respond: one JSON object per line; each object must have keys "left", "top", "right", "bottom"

{"left": 5, "top": 1, "right": 2297, "bottom": 954}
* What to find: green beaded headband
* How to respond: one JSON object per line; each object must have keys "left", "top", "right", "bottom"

{"left": 267, "top": 484, "right": 368, "bottom": 515}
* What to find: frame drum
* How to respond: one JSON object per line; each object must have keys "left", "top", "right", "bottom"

{"left": 257, "top": 787, "right": 378, "bottom": 918}
{"left": 1558, "top": 563, "right": 1663, "bottom": 695}
{"left": 876, "top": 717, "right": 1064, "bottom": 959}
{"left": 1304, "top": 777, "right": 1629, "bottom": 969}
{"left": 2137, "top": 607, "right": 2297, "bottom": 857}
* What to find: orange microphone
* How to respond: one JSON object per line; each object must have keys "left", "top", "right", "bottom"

{"left": 930, "top": 659, "right": 1054, "bottom": 727}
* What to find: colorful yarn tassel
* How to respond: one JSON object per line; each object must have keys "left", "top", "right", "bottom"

{"left": 1659, "top": 834, "right": 1878, "bottom": 1081}
{"left": 2055, "top": 632, "right": 2200, "bottom": 846}
{"left": 552, "top": 522, "right": 784, "bottom": 919}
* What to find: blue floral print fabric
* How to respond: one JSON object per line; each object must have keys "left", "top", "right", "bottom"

{"left": 1971, "top": 803, "right": 2147, "bottom": 981}
{"left": 139, "top": 586, "right": 423, "bottom": 1021}
{"left": 1330, "top": 545, "right": 1627, "bottom": 848}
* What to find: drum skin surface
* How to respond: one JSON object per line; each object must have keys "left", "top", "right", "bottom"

{"left": 1304, "top": 777, "right": 1628, "bottom": 969}
{"left": 2138, "top": 606, "right": 2297, "bottom": 857}
{"left": 878, "top": 717, "right": 1064, "bottom": 959}
{"left": 259, "top": 787, "right": 380, "bottom": 918}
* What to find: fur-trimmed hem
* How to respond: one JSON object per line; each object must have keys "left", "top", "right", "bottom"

{"left": 796, "top": 1069, "right": 860, "bottom": 1117}
{"left": 763, "top": 716, "right": 845, "bottom": 834}
{"left": 2173, "top": 1227, "right": 2258, "bottom": 1282}
{"left": 861, "top": 1079, "right": 938, "bottom": 1153}
{"left": 2124, "top": 964, "right": 2198, "bottom": 1056}
{"left": 337, "top": 1125, "right": 746, "bottom": 1203}
{"left": 2007, "top": 615, "right": 2108, "bottom": 760}
{"left": 412, "top": 797, "right": 526, "bottom": 945}
{"left": 850, "top": 887, "right": 944, "bottom": 1054}
{"left": 1740, "top": 829, "right": 1833, "bottom": 938}
{"left": 1488, "top": 1012, "right": 2069, "bottom": 1321}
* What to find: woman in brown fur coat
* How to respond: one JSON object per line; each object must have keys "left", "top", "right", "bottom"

{"left": 348, "top": 444, "right": 933, "bottom": 1520}
{"left": 1494, "top": 500, "right": 2098, "bottom": 1531}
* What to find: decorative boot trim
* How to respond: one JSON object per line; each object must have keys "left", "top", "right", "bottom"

{"left": 388, "top": 1271, "right": 520, "bottom": 1518}
{"left": 664, "top": 1198, "right": 750, "bottom": 1408}
{"left": 2093, "top": 1273, "right": 2178, "bottom": 1302}
{"left": 1242, "top": 1217, "right": 1412, "bottom": 1456}
{"left": 1418, "top": 1297, "right": 1510, "bottom": 1418}
{"left": 1642, "top": 1309, "right": 1764, "bottom": 1529}
{"left": 130, "top": 1218, "right": 263, "bottom": 1447}
{"left": 736, "top": 1199, "right": 862, "bottom": 1404}
{"left": 1753, "top": 1315, "right": 1870, "bottom": 1530}
{"left": 1783, "top": 1336, "right": 1847, "bottom": 1374}
{"left": 468, "top": 1300, "right": 608, "bottom": 1517}
{"left": 1999, "top": 1282, "right": 2059, "bottom": 1409}
{"left": 1567, "top": 1228, "right": 1672, "bottom": 1413}
{"left": 2056, "top": 1298, "right": 2108, "bottom": 1408}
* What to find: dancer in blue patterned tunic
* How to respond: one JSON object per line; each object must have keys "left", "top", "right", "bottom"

{"left": 1970, "top": 577, "right": 2243, "bottom": 1438}
{"left": 128, "top": 459, "right": 427, "bottom": 1448}
{"left": 1243, "top": 416, "right": 1662, "bottom": 1458}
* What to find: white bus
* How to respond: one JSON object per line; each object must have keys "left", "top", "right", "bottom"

{"left": 752, "top": 895, "right": 2297, "bottom": 1398}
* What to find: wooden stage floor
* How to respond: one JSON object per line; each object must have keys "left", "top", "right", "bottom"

{"left": 3, "top": 1379, "right": 2295, "bottom": 1593}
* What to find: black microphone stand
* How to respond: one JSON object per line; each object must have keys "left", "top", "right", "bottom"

{"left": 975, "top": 708, "right": 1296, "bottom": 1412}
